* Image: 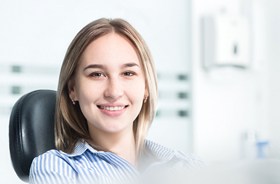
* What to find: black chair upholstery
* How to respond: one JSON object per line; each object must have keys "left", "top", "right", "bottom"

{"left": 9, "top": 90, "right": 56, "bottom": 182}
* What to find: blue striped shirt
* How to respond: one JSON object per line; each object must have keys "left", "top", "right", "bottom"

{"left": 29, "top": 140, "right": 202, "bottom": 184}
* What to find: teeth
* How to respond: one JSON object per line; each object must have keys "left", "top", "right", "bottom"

{"left": 101, "top": 106, "right": 125, "bottom": 111}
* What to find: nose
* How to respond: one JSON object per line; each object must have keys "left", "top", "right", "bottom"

{"left": 104, "top": 77, "right": 124, "bottom": 101}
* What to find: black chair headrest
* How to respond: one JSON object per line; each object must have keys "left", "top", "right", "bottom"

{"left": 9, "top": 90, "right": 56, "bottom": 182}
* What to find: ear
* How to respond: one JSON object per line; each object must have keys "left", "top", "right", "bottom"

{"left": 68, "top": 78, "right": 77, "bottom": 101}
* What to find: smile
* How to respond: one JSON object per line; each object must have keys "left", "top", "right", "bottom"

{"left": 97, "top": 105, "right": 128, "bottom": 111}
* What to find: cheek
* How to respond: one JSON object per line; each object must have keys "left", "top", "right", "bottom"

{"left": 127, "top": 80, "right": 146, "bottom": 101}
{"left": 75, "top": 86, "right": 100, "bottom": 122}
{"left": 75, "top": 81, "right": 100, "bottom": 105}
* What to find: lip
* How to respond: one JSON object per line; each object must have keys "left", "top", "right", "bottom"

{"left": 97, "top": 104, "right": 129, "bottom": 117}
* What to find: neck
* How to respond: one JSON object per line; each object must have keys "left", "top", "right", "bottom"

{"left": 88, "top": 129, "right": 137, "bottom": 166}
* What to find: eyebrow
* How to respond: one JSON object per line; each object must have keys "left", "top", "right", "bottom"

{"left": 123, "top": 63, "right": 140, "bottom": 68}
{"left": 83, "top": 62, "right": 140, "bottom": 71}
{"left": 83, "top": 64, "right": 104, "bottom": 71}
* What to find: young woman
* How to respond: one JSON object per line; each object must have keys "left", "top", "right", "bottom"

{"left": 29, "top": 18, "right": 202, "bottom": 184}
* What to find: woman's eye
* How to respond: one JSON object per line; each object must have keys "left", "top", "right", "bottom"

{"left": 89, "top": 72, "right": 105, "bottom": 78}
{"left": 123, "top": 71, "right": 135, "bottom": 76}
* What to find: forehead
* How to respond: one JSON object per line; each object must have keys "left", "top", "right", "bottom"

{"left": 80, "top": 33, "right": 142, "bottom": 67}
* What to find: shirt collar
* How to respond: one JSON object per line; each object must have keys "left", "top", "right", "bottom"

{"left": 61, "top": 139, "right": 176, "bottom": 162}
{"left": 61, "top": 140, "right": 98, "bottom": 157}
{"left": 143, "top": 140, "right": 176, "bottom": 162}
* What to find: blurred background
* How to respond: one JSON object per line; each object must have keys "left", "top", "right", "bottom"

{"left": 1, "top": 0, "right": 280, "bottom": 183}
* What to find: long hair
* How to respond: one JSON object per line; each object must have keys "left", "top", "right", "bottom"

{"left": 55, "top": 18, "right": 158, "bottom": 155}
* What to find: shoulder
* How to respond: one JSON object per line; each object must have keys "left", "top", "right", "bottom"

{"left": 29, "top": 149, "right": 77, "bottom": 184}
{"left": 144, "top": 140, "right": 204, "bottom": 169}
{"left": 31, "top": 149, "right": 74, "bottom": 166}
{"left": 174, "top": 150, "right": 205, "bottom": 169}
{"left": 29, "top": 140, "right": 102, "bottom": 184}
{"left": 142, "top": 140, "right": 204, "bottom": 183}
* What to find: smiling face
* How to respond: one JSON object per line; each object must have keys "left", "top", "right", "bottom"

{"left": 69, "top": 32, "right": 147, "bottom": 138}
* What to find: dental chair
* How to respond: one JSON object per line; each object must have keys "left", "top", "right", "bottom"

{"left": 9, "top": 90, "right": 56, "bottom": 182}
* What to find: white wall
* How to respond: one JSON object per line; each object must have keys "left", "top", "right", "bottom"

{"left": 191, "top": 0, "right": 270, "bottom": 162}
{"left": 261, "top": 0, "right": 280, "bottom": 159}
{"left": 0, "top": 0, "right": 191, "bottom": 183}
{"left": 3, "top": 0, "right": 280, "bottom": 182}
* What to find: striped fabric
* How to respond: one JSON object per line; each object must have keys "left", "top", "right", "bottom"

{"left": 29, "top": 140, "right": 203, "bottom": 184}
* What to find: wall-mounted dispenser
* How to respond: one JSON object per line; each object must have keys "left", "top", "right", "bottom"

{"left": 202, "top": 15, "right": 250, "bottom": 69}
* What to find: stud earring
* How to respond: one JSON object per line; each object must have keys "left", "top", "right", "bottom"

{"left": 144, "top": 96, "right": 148, "bottom": 103}
{"left": 71, "top": 99, "right": 76, "bottom": 105}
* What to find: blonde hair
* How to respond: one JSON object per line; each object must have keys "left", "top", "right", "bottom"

{"left": 55, "top": 18, "right": 158, "bottom": 155}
